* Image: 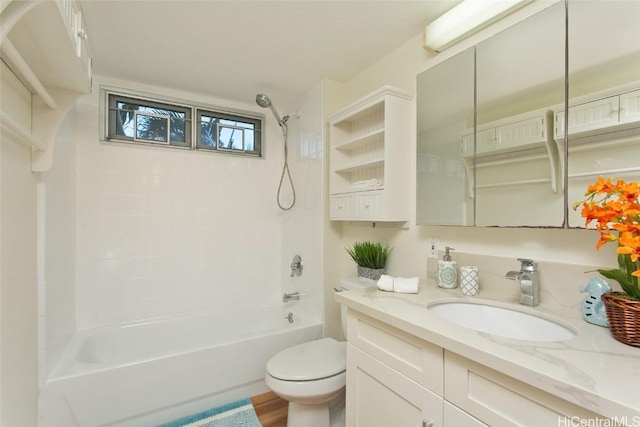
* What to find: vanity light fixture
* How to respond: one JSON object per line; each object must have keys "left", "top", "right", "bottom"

{"left": 423, "top": 0, "right": 530, "bottom": 52}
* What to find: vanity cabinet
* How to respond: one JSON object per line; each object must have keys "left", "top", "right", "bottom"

{"left": 345, "top": 310, "right": 443, "bottom": 427}
{"left": 445, "top": 351, "right": 609, "bottom": 427}
{"left": 328, "top": 86, "right": 412, "bottom": 222}
{"left": 346, "top": 309, "right": 612, "bottom": 427}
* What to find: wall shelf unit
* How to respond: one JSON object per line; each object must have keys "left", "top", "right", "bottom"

{"left": 460, "top": 109, "right": 559, "bottom": 194}
{"left": 328, "top": 86, "right": 412, "bottom": 222}
{"left": 554, "top": 82, "right": 640, "bottom": 185}
{"left": 0, "top": 0, "right": 92, "bottom": 172}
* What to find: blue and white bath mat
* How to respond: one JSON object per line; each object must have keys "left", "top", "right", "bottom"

{"left": 159, "top": 398, "right": 262, "bottom": 427}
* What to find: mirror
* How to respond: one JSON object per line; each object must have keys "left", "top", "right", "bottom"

{"left": 565, "top": 0, "right": 640, "bottom": 227}
{"left": 417, "top": 48, "right": 475, "bottom": 226}
{"left": 475, "top": 3, "right": 565, "bottom": 227}
{"left": 417, "top": 1, "right": 640, "bottom": 227}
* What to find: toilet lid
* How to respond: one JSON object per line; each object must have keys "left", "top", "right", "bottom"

{"left": 267, "top": 338, "right": 346, "bottom": 381}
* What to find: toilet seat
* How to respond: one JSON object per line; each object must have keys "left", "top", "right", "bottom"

{"left": 266, "top": 338, "right": 346, "bottom": 381}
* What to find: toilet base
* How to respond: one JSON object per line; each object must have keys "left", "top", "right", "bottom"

{"left": 287, "top": 402, "right": 330, "bottom": 427}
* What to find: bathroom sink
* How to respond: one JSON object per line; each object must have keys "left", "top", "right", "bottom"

{"left": 428, "top": 301, "right": 576, "bottom": 342}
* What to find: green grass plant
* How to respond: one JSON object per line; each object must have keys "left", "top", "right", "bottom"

{"left": 346, "top": 241, "right": 393, "bottom": 269}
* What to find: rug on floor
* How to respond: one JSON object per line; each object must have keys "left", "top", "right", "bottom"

{"left": 158, "top": 398, "right": 262, "bottom": 427}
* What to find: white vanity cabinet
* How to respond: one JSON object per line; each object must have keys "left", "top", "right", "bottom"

{"left": 444, "top": 351, "right": 611, "bottom": 427}
{"left": 328, "top": 86, "right": 412, "bottom": 222}
{"left": 345, "top": 309, "right": 613, "bottom": 427}
{"left": 345, "top": 310, "right": 443, "bottom": 427}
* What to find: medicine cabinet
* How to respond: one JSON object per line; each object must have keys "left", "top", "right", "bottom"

{"left": 417, "top": 0, "right": 640, "bottom": 227}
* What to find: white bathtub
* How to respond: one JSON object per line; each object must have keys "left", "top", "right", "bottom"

{"left": 40, "top": 303, "right": 322, "bottom": 427}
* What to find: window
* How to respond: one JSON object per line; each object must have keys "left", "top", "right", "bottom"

{"left": 197, "top": 110, "right": 261, "bottom": 155}
{"left": 105, "top": 90, "right": 262, "bottom": 157}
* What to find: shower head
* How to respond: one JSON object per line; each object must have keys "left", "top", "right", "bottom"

{"left": 255, "top": 93, "right": 287, "bottom": 127}
{"left": 255, "top": 94, "right": 271, "bottom": 108}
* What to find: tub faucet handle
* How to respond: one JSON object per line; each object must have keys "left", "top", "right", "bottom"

{"left": 290, "top": 254, "right": 303, "bottom": 277}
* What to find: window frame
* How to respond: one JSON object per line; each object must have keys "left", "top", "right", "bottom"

{"left": 102, "top": 87, "right": 263, "bottom": 157}
{"left": 107, "top": 94, "right": 192, "bottom": 148}
{"left": 196, "top": 108, "right": 262, "bottom": 156}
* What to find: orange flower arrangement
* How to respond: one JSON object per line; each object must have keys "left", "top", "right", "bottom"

{"left": 574, "top": 176, "right": 640, "bottom": 300}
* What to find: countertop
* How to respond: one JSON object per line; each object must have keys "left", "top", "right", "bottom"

{"left": 335, "top": 277, "right": 640, "bottom": 420}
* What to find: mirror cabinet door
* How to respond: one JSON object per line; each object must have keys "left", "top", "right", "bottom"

{"left": 565, "top": 0, "right": 640, "bottom": 227}
{"left": 474, "top": 3, "right": 565, "bottom": 227}
{"left": 417, "top": 48, "right": 475, "bottom": 226}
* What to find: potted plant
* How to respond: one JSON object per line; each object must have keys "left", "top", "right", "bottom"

{"left": 574, "top": 176, "right": 640, "bottom": 346}
{"left": 346, "top": 241, "right": 393, "bottom": 281}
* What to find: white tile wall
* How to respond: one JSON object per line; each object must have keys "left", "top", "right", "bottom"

{"left": 73, "top": 77, "right": 317, "bottom": 329}
{"left": 39, "top": 107, "right": 77, "bottom": 379}
{"left": 281, "top": 82, "right": 325, "bottom": 322}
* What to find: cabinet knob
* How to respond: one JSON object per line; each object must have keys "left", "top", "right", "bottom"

{"left": 365, "top": 203, "right": 370, "bottom": 208}
{"left": 422, "top": 421, "right": 434, "bottom": 427}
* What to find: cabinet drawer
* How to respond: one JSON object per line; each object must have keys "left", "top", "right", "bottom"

{"left": 496, "top": 115, "right": 546, "bottom": 149}
{"left": 354, "top": 192, "right": 384, "bottom": 218}
{"left": 444, "top": 351, "right": 614, "bottom": 427}
{"left": 347, "top": 310, "right": 443, "bottom": 395}
{"left": 347, "top": 344, "right": 443, "bottom": 427}
{"left": 555, "top": 95, "right": 620, "bottom": 138}
{"left": 330, "top": 195, "right": 353, "bottom": 219}
{"left": 620, "top": 89, "right": 640, "bottom": 124}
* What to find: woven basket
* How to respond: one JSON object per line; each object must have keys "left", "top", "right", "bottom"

{"left": 601, "top": 292, "right": 640, "bottom": 347}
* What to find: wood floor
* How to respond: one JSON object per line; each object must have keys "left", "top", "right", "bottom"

{"left": 251, "top": 391, "right": 288, "bottom": 427}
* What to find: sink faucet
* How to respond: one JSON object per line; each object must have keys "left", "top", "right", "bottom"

{"left": 505, "top": 258, "right": 539, "bottom": 307}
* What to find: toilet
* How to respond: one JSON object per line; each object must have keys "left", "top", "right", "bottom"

{"left": 265, "top": 278, "right": 376, "bottom": 427}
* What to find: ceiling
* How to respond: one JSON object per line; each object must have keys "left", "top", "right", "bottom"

{"left": 82, "top": 1, "right": 457, "bottom": 109}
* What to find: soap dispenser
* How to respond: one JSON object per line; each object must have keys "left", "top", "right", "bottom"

{"left": 437, "top": 247, "right": 458, "bottom": 289}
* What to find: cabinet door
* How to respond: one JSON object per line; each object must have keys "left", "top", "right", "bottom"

{"left": 555, "top": 95, "right": 620, "bottom": 138}
{"left": 495, "top": 115, "right": 546, "bottom": 151}
{"left": 444, "top": 351, "right": 611, "bottom": 427}
{"left": 443, "top": 402, "right": 488, "bottom": 427}
{"left": 354, "top": 192, "right": 384, "bottom": 219}
{"left": 476, "top": 128, "right": 497, "bottom": 153}
{"left": 330, "top": 195, "right": 353, "bottom": 219}
{"left": 347, "top": 344, "right": 443, "bottom": 427}
{"left": 620, "top": 89, "right": 640, "bottom": 124}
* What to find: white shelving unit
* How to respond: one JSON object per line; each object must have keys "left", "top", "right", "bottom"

{"left": 328, "top": 86, "right": 412, "bottom": 222}
{"left": 554, "top": 82, "right": 640, "bottom": 185}
{"left": 0, "top": 0, "right": 92, "bottom": 172}
{"left": 460, "top": 108, "right": 559, "bottom": 194}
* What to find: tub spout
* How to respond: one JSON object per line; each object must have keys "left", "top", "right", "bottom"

{"left": 283, "top": 292, "right": 302, "bottom": 302}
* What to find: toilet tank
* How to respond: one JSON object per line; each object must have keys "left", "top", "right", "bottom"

{"left": 338, "top": 277, "right": 378, "bottom": 339}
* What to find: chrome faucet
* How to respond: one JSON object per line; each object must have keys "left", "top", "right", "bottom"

{"left": 505, "top": 258, "right": 540, "bottom": 307}
{"left": 283, "top": 292, "right": 302, "bottom": 302}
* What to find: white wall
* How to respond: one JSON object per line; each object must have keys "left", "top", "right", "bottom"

{"left": 322, "top": 1, "right": 620, "bottom": 339}
{"left": 73, "top": 76, "right": 298, "bottom": 328}
{"left": 0, "top": 65, "right": 39, "bottom": 425}
{"left": 39, "top": 107, "right": 77, "bottom": 380}
{"left": 281, "top": 82, "right": 325, "bottom": 322}
{"left": 72, "top": 76, "right": 326, "bottom": 330}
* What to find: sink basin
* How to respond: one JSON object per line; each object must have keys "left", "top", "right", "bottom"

{"left": 429, "top": 301, "right": 576, "bottom": 342}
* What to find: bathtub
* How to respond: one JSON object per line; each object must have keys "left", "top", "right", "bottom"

{"left": 40, "top": 303, "right": 322, "bottom": 427}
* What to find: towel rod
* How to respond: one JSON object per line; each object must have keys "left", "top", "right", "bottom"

{"left": 476, "top": 178, "right": 551, "bottom": 190}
